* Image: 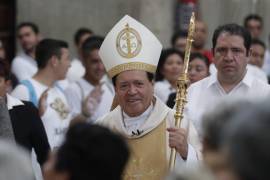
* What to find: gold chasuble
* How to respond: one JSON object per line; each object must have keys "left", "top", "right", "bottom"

{"left": 124, "top": 120, "right": 167, "bottom": 180}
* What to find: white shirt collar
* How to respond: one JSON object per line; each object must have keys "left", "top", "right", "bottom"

{"left": 6, "top": 94, "right": 24, "bottom": 110}
{"left": 207, "top": 68, "right": 253, "bottom": 89}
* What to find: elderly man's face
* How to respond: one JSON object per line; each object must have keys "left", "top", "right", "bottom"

{"left": 115, "top": 70, "right": 153, "bottom": 117}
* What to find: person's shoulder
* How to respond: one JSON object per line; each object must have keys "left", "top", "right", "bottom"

{"left": 154, "top": 80, "right": 170, "bottom": 91}
{"left": 155, "top": 80, "right": 167, "bottom": 86}
{"left": 189, "top": 76, "right": 211, "bottom": 91}
{"left": 96, "top": 107, "right": 120, "bottom": 126}
{"left": 187, "top": 76, "right": 212, "bottom": 100}
{"left": 11, "top": 54, "right": 29, "bottom": 65}
{"left": 65, "top": 80, "right": 81, "bottom": 92}
{"left": 20, "top": 100, "right": 36, "bottom": 109}
{"left": 252, "top": 77, "right": 270, "bottom": 89}
{"left": 11, "top": 83, "right": 29, "bottom": 100}
{"left": 101, "top": 82, "right": 114, "bottom": 95}
{"left": 13, "top": 100, "right": 36, "bottom": 112}
{"left": 11, "top": 55, "right": 25, "bottom": 70}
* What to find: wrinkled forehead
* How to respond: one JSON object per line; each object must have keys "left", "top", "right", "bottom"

{"left": 216, "top": 32, "right": 245, "bottom": 47}
{"left": 195, "top": 21, "right": 207, "bottom": 31}
{"left": 116, "top": 70, "right": 149, "bottom": 83}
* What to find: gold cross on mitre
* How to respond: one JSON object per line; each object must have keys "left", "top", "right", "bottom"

{"left": 116, "top": 23, "right": 142, "bottom": 59}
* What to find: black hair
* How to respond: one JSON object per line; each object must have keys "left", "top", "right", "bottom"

{"left": 244, "top": 14, "right": 263, "bottom": 28}
{"left": 171, "top": 30, "right": 188, "bottom": 46}
{"left": 17, "top": 22, "right": 39, "bottom": 34}
{"left": 155, "top": 48, "right": 184, "bottom": 81}
{"left": 251, "top": 38, "right": 265, "bottom": 49}
{"left": 81, "top": 36, "right": 104, "bottom": 58}
{"left": 189, "top": 52, "right": 210, "bottom": 68}
{"left": 35, "top": 39, "right": 68, "bottom": 69}
{"left": 112, "top": 72, "right": 154, "bottom": 87}
{"left": 212, "top": 23, "right": 251, "bottom": 56}
{"left": 0, "top": 58, "right": 11, "bottom": 80}
{"left": 74, "top": 28, "right": 93, "bottom": 45}
{"left": 55, "top": 123, "right": 129, "bottom": 180}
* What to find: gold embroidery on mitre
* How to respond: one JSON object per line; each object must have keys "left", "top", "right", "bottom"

{"left": 108, "top": 62, "right": 156, "bottom": 78}
{"left": 116, "top": 23, "right": 142, "bottom": 59}
{"left": 50, "top": 98, "right": 69, "bottom": 119}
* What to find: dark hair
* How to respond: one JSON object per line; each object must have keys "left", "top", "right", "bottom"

{"left": 171, "top": 30, "right": 188, "bottom": 46}
{"left": 189, "top": 52, "right": 210, "bottom": 68}
{"left": 81, "top": 36, "right": 104, "bottom": 58}
{"left": 112, "top": 72, "right": 154, "bottom": 86}
{"left": 35, "top": 39, "right": 68, "bottom": 69}
{"left": 55, "top": 123, "right": 129, "bottom": 180}
{"left": 155, "top": 48, "right": 184, "bottom": 81}
{"left": 223, "top": 101, "right": 270, "bottom": 180}
{"left": 212, "top": 23, "right": 251, "bottom": 55}
{"left": 0, "top": 58, "right": 11, "bottom": 80}
{"left": 17, "top": 22, "right": 39, "bottom": 34}
{"left": 244, "top": 14, "right": 263, "bottom": 28}
{"left": 251, "top": 38, "right": 265, "bottom": 49}
{"left": 74, "top": 28, "right": 93, "bottom": 45}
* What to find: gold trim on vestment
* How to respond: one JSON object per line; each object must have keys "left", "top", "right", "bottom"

{"left": 123, "top": 120, "right": 167, "bottom": 180}
{"left": 108, "top": 62, "right": 156, "bottom": 78}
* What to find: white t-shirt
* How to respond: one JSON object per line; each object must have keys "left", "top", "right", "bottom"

{"left": 11, "top": 52, "right": 37, "bottom": 82}
{"left": 154, "top": 79, "right": 176, "bottom": 103}
{"left": 65, "top": 78, "right": 114, "bottom": 122}
{"left": 263, "top": 50, "right": 270, "bottom": 76}
{"left": 247, "top": 64, "right": 268, "bottom": 83}
{"left": 66, "top": 58, "right": 85, "bottom": 82}
{"left": 11, "top": 78, "right": 72, "bottom": 149}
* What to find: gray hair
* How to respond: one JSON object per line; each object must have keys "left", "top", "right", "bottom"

{"left": 166, "top": 164, "right": 215, "bottom": 180}
{"left": 0, "top": 140, "right": 34, "bottom": 180}
{"left": 222, "top": 99, "right": 270, "bottom": 180}
{"left": 202, "top": 99, "right": 254, "bottom": 150}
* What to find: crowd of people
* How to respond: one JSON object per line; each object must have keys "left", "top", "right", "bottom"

{"left": 0, "top": 12, "right": 269, "bottom": 180}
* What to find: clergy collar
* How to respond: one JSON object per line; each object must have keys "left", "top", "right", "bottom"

{"left": 6, "top": 94, "right": 24, "bottom": 110}
{"left": 207, "top": 68, "right": 253, "bottom": 89}
{"left": 114, "top": 96, "right": 170, "bottom": 138}
{"left": 122, "top": 102, "right": 154, "bottom": 121}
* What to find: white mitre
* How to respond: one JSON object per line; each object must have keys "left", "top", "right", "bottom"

{"left": 99, "top": 15, "right": 162, "bottom": 78}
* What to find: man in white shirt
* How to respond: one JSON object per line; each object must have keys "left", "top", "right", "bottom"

{"left": 66, "top": 28, "right": 93, "bottom": 82}
{"left": 185, "top": 23, "right": 270, "bottom": 136}
{"left": 12, "top": 39, "right": 72, "bottom": 149}
{"left": 97, "top": 15, "right": 201, "bottom": 179}
{"left": 65, "top": 36, "right": 114, "bottom": 123}
{"left": 12, "top": 22, "right": 40, "bottom": 82}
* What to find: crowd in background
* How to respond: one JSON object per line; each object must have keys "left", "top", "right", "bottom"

{"left": 0, "top": 12, "right": 269, "bottom": 180}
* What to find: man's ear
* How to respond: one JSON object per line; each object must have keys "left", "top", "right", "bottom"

{"left": 248, "top": 48, "right": 252, "bottom": 57}
{"left": 50, "top": 55, "right": 59, "bottom": 67}
{"left": 151, "top": 79, "right": 154, "bottom": 86}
